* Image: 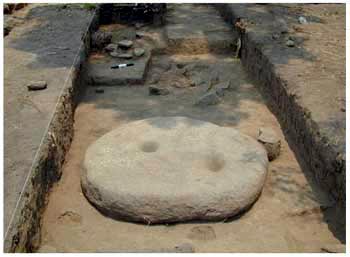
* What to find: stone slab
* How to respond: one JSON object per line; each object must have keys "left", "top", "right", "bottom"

{"left": 87, "top": 52, "right": 151, "bottom": 86}
{"left": 81, "top": 116, "right": 268, "bottom": 224}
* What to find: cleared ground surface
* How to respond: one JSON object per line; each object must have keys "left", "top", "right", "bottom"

{"left": 40, "top": 54, "right": 339, "bottom": 252}
{"left": 1, "top": 3, "right": 339, "bottom": 253}
{"left": 4, "top": 4, "right": 94, "bottom": 231}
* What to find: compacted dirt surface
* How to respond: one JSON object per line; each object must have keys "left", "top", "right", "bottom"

{"left": 39, "top": 4, "right": 343, "bottom": 253}
{"left": 4, "top": 4, "right": 94, "bottom": 233}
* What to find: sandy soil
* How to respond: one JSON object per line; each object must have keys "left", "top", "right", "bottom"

{"left": 39, "top": 54, "right": 339, "bottom": 253}
{"left": 37, "top": 4, "right": 344, "bottom": 253}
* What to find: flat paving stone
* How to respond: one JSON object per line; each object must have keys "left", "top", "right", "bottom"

{"left": 87, "top": 52, "right": 151, "bottom": 86}
{"left": 81, "top": 116, "right": 268, "bottom": 224}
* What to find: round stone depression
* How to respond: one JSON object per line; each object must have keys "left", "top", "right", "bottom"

{"left": 81, "top": 116, "right": 268, "bottom": 224}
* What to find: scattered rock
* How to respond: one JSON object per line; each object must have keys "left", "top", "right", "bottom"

{"left": 298, "top": 16, "right": 308, "bottom": 24}
{"left": 91, "top": 31, "right": 112, "bottom": 49}
{"left": 104, "top": 43, "right": 118, "bottom": 52}
{"left": 214, "top": 81, "right": 231, "bottom": 97}
{"left": 153, "top": 59, "right": 172, "bottom": 72}
{"left": 149, "top": 85, "right": 170, "bottom": 95}
{"left": 116, "top": 53, "right": 133, "bottom": 59}
{"left": 136, "top": 31, "right": 145, "bottom": 38}
{"left": 149, "top": 73, "right": 161, "bottom": 84}
{"left": 275, "top": 18, "right": 289, "bottom": 34}
{"left": 187, "top": 226, "right": 216, "bottom": 241}
{"left": 135, "top": 22, "right": 145, "bottom": 29}
{"left": 109, "top": 51, "right": 119, "bottom": 58}
{"left": 27, "top": 81, "right": 47, "bottom": 91}
{"left": 321, "top": 244, "right": 345, "bottom": 253}
{"left": 118, "top": 40, "right": 133, "bottom": 49}
{"left": 195, "top": 91, "right": 221, "bottom": 106}
{"left": 171, "top": 81, "right": 183, "bottom": 88}
{"left": 286, "top": 39, "right": 295, "bottom": 47}
{"left": 173, "top": 243, "right": 195, "bottom": 253}
{"left": 272, "top": 33, "right": 280, "bottom": 40}
{"left": 257, "top": 127, "right": 281, "bottom": 161}
{"left": 133, "top": 48, "right": 145, "bottom": 57}
{"left": 95, "top": 88, "right": 104, "bottom": 94}
{"left": 58, "top": 210, "right": 82, "bottom": 224}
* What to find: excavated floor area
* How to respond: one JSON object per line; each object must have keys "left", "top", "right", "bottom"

{"left": 39, "top": 4, "right": 341, "bottom": 253}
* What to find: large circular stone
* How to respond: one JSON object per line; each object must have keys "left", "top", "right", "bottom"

{"left": 81, "top": 116, "right": 268, "bottom": 224}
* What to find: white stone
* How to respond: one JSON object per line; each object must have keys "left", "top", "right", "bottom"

{"left": 133, "top": 48, "right": 145, "bottom": 57}
{"left": 257, "top": 127, "right": 281, "bottom": 161}
{"left": 82, "top": 117, "right": 268, "bottom": 224}
{"left": 118, "top": 40, "right": 133, "bottom": 48}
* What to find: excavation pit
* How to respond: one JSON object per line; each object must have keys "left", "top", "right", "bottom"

{"left": 81, "top": 116, "right": 268, "bottom": 224}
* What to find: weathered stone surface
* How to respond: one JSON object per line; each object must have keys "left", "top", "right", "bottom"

{"left": 214, "top": 81, "right": 231, "bottom": 97}
{"left": 27, "top": 81, "right": 47, "bottom": 91}
{"left": 286, "top": 39, "right": 295, "bottom": 47}
{"left": 109, "top": 51, "right": 119, "bottom": 57}
{"left": 149, "top": 85, "right": 170, "bottom": 95}
{"left": 136, "top": 31, "right": 145, "bottom": 38}
{"left": 116, "top": 53, "right": 133, "bottom": 59}
{"left": 118, "top": 40, "right": 133, "bottom": 48}
{"left": 257, "top": 127, "right": 281, "bottom": 161}
{"left": 133, "top": 48, "right": 145, "bottom": 57}
{"left": 195, "top": 91, "right": 221, "bottom": 106}
{"left": 91, "top": 31, "right": 112, "bottom": 49}
{"left": 104, "top": 43, "right": 118, "bottom": 52}
{"left": 87, "top": 52, "right": 151, "bottom": 86}
{"left": 81, "top": 117, "right": 268, "bottom": 224}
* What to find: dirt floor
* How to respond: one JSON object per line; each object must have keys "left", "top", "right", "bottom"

{"left": 40, "top": 56, "right": 340, "bottom": 253}
{"left": 40, "top": 54, "right": 338, "bottom": 252}
{"left": 5, "top": 3, "right": 345, "bottom": 253}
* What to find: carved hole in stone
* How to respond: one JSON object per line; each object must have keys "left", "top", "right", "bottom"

{"left": 140, "top": 141, "right": 159, "bottom": 153}
{"left": 207, "top": 154, "right": 225, "bottom": 172}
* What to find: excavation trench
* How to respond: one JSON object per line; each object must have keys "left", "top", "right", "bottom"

{"left": 37, "top": 4, "right": 342, "bottom": 253}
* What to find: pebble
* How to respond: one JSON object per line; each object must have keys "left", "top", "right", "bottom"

{"left": 275, "top": 18, "right": 288, "bottom": 34}
{"left": 149, "top": 73, "right": 161, "bottom": 84}
{"left": 118, "top": 40, "right": 133, "bottom": 49}
{"left": 117, "top": 53, "right": 133, "bottom": 59}
{"left": 298, "top": 16, "right": 308, "bottom": 24}
{"left": 135, "top": 22, "right": 145, "bottom": 29}
{"left": 27, "top": 81, "right": 47, "bottom": 91}
{"left": 104, "top": 43, "right": 118, "bottom": 52}
{"left": 149, "top": 85, "right": 170, "bottom": 95}
{"left": 257, "top": 127, "right": 281, "bottom": 161}
{"left": 136, "top": 31, "right": 145, "bottom": 38}
{"left": 215, "top": 81, "right": 231, "bottom": 97}
{"left": 133, "top": 48, "right": 145, "bottom": 57}
{"left": 286, "top": 39, "right": 295, "bottom": 47}
{"left": 272, "top": 33, "right": 280, "bottom": 40}
{"left": 195, "top": 91, "right": 221, "bottom": 106}
{"left": 109, "top": 51, "right": 119, "bottom": 58}
{"left": 95, "top": 88, "right": 104, "bottom": 93}
{"left": 173, "top": 243, "right": 195, "bottom": 253}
